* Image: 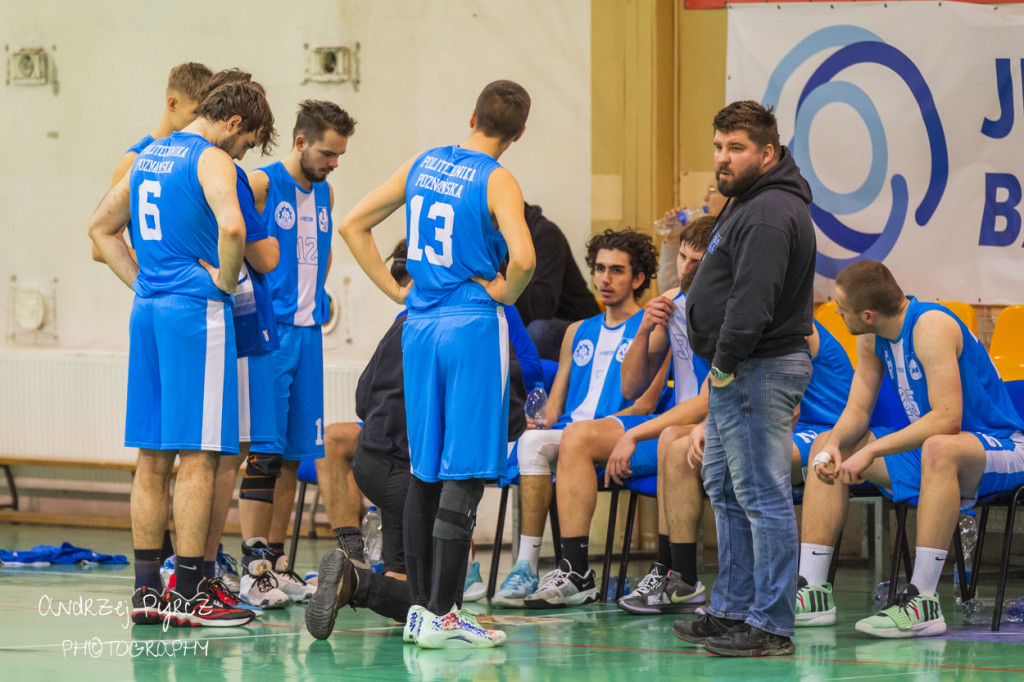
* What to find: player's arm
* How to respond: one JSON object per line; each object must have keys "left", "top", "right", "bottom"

{"left": 819, "top": 334, "right": 884, "bottom": 455}
{"left": 244, "top": 238, "right": 279, "bottom": 274}
{"left": 91, "top": 152, "right": 139, "bottom": 263}
{"left": 615, "top": 354, "right": 670, "bottom": 416}
{"left": 479, "top": 168, "right": 535, "bottom": 305}
{"left": 622, "top": 377, "right": 710, "bottom": 442}
{"left": 620, "top": 291, "right": 675, "bottom": 400}
{"left": 88, "top": 174, "right": 138, "bottom": 288}
{"left": 338, "top": 157, "right": 416, "bottom": 304}
{"left": 543, "top": 320, "right": 581, "bottom": 426}
{"left": 248, "top": 169, "right": 271, "bottom": 215}
{"left": 197, "top": 147, "right": 246, "bottom": 294}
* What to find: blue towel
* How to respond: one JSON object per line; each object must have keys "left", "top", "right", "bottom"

{"left": 0, "top": 542, "right": 128, "bottom": 565}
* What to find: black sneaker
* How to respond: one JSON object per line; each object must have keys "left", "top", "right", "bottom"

{"left": 703, "top": 623, "right": 795, "bottom": 657}
{"left": 672, "top": 611, "right": 744, "bottom": 645}
{"left": 131, "top": 586, "right": 162, "bottom": 625}
{"left": 305, "top": 548, "right": 356, "bottom": 640}
{"left": 162, "top": 584, "right": 256, "bottom": 628}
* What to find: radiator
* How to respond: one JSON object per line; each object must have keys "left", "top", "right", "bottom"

{"left": 0, "top": 349, "right": 364, "bottom": 464}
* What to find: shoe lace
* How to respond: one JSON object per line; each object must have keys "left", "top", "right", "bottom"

{"left": 253, "top": 571, "right": 280, "bottom": 593}
{"left": 537, "top": 569, "right": 569, "bottom": 591}
{"left": 206, "top": 578, "right": 241, "bottom": 606}
{"left": 634, "top": 571, "right": 663, "bottom": 595}
{"left": 501, "top": 570, "right": 531, "bottom": 591}
{"left": 217, "top": 550, "right": 239, "bottom": 576}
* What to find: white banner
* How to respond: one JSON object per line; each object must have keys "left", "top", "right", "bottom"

{"left": 727, "top": 2, "right": 1024, "bottom": 304}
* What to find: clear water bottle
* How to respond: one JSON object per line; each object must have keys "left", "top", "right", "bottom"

{"left": 873, "top": 581, "right": 891, "bottom": 603}
{"left": 524, "top": 382, "right": 549, "bottom": 429}
{"left": 653, "top": 206, "right": 708, "bottom": 236}
{"left": 361, "top": 506, "right": 383, "bottom": 573}
{"left": 962, "top": 597, "right": 1024, "bottom": 625}
{"left": 953, "top": 512, "right": 978, "bottom": 605}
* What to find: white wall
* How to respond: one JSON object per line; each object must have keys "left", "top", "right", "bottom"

{"left": 0, "top": 0, "right": 591, "bottom": 361}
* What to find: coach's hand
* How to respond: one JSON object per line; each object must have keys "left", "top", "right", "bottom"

{"left": 199, "top": 259, "right": 237, "bottom": 294}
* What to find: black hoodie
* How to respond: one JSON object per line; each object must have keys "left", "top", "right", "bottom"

{"left": 685, "top": 146, "right": 816, "bottom": 374}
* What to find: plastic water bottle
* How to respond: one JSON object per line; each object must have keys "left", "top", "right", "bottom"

{"left": 361, "top": 506, "right": 383, "bottom": 573}
{"left": 873, "top": 581, "right": 891, "bottom": 603}
{"left": 606, "top": 576, "right": 631, "bottom": 601}
{"left": 653, "top": 207, "right": 708, "bottom": 236}
{"left": 953, "top": 512, "right": 978, "bottom": 605}
{"left": 962, "top": 597, "right": 1024, "bottom": 625}
{"left": 524, "top": 382, "right": 548, "bottom": 429}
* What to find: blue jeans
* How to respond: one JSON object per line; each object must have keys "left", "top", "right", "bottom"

{"left": 701, "top": 352, "right": 811, "bottom": 636}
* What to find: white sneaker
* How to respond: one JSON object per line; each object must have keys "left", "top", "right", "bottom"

{"left": 463, "top": 561, "right": 486, "bottom": 603}
{"left": 415, "top": 606, "right": 506, "bottom": 649}
{"left": 404, "top": 605, "right": 427, "bottom": 643}
{"left": 273, "top": 554, "right": 316, "bottom": 602}
{"left": 523, "top": 559, "right": 598, "bottom": 609}
{"left": 240, "top": 558, "right": 290, "bottom": 609}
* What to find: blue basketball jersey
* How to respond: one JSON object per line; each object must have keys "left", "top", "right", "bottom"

{"left": 127, "top": 134, "right": 155, "bottom": 155}
{"left": 667, "top": 290, "right": 709, "bottom": 403}
{"left": 233, "top": 165, "right": 279, "bottom": 357}
{"left": 799, "top": 319, "right": 854, "bottom": 426}
{"left": 129, "top": 131, "right": 229, "bottom": 302}
{"left": 875, "top": 298, "right": 1024, "bottom": 436}
{"left": 555, "top": 310, "right": 644, "bottom": 428}
{"left": 259, "top": 161, "right": 332, "bottom": 326}
{"left": 404, "top": 146, "right": 506, "bottom": 311}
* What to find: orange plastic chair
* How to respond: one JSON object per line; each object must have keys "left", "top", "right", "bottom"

{"left": 990, "top": 305, "right": 1024, "bottom": 381}
{"left": 937, "top": 300, "right": 978, "bottom": 336}
{"left": 814, "top": 301, "right": 858, "bottom": 368}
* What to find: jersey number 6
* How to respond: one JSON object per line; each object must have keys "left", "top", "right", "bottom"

{"left": 408, "top": 196, "right": 454, "bottom": 268}
{"left": 137, "top": 179, "right": 162, "bottom": 241}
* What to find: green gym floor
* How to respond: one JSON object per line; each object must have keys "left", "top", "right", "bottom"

{"left": 1, "top": 525, "right": 1022, "bottom": 681}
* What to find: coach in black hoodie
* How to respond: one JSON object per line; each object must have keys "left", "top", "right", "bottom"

{"left": 678, "top": 101, "right": 816, "bottom": 658}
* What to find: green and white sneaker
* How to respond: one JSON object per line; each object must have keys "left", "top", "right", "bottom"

{"left": 855, "top": 585, "right": 945, "bottom": 638}
{"left": 416, "top": 606, "right": 507, "bottom": 649}
{"left": 403, "top": 605, "right": 427, "bottom": 643}
{"left": 795, "top": 577, "right": 836, "bottom": 627}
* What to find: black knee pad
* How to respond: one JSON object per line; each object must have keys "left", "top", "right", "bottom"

{"left": 239, "top": 452, "right": 283, "bottom": 502}
{"left": 433, "top": 479, "right": 485, "bottom": 542}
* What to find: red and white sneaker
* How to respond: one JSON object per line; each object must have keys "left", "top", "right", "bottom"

{"left": 162, "top": 579, "right": 256, "bottom": 627}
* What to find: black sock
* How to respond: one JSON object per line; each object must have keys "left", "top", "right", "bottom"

{"left": 134, "top": 548, "right": 162, "bottom": 591}
{"left": 561, "top": 536, "right": 589, "bottom": 575}
{"left": 175, "top": 555, "right": 204, "bottom": 597}
{"left": 658, "top": 534, "right": 671, "bottom": 569}
{"left": 268, "top": 542, "right": 285, "bottom": 557}
{"left": 334, "top": 526, "right": 365, "bottom": 562}
{"left": 203, "top": 560, "right": 217, "bottom": 580}
{"left": 160, "top": 530, "right": 175, "bottom": 562}
{"left": 671, "top": 542, "right": 698, "bottom": 586}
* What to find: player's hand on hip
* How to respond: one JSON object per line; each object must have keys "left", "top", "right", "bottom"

{"left": 199, "top": 259, "right": 237, "bottom": 294}
{"left": 471, "top": 273, "right": 514, "bottom": 304}
{"left": 392, "top": 280, "right": 413, "bottom": 305}
{"left": 687, "top": 421, "right": 706, "bottom": 470}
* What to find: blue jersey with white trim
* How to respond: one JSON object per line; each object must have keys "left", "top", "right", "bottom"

{"left": 121, "top": 135, "right": 156, "bottom": 249}
{"left": 798, "top": 320, "right": 854, "bottom": 426}
{"left": 555, "top": 310, "right": 644, "bottom": 429}
{"left": 404, "top": 146, "right": 506, "bottom": 311}
{"left": 667, "top": 290, "right": 708, "bottom": 404}
{"left": 129, "top": 131, "right": 229, "bottom": 302}
{"left": 233, "top": 165, "right": 279, "bottom": 356}
{"left": 259, "top": 161, "right": 332, "bottom": 326}
{"left": 875, "top": 298, "right": 1024, "bottom": 436}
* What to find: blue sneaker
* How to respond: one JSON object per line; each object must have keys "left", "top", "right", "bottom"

{"left": 463, "top": 561, "right": 486, "bottom": 602}
{"left": 216, "top": 544, "right": 241, "bottom": 593}
{"left": 159, "top": 555, "right": 176, "bottom": 590}
{"left": 491, "top": 560, "right": 539, "bottom": 609}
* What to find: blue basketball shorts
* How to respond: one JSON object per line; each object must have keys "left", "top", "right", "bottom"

{"left": 612, "top": 415, "right": 660, "bottom": 479}
{"left": 964, "top": 431, "right": 1024, "bottom": 507}
{"left": 238, "top": 351, "right": 277, "bottom": 446}
{"left": 403, "top": 305, "right": 509, "bottom": 482}
{"left": 250, "top": 323, "right": 324, "bottom": 460}
{"left": 126, "top": 294, "right": 238, "bottom": 454}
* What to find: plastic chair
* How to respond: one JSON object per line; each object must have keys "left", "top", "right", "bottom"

{"left": 611, "top": 474, "right": 657, "bottom": 601}
{"left": 486, "top": 479, "right": 562, "bottom": 599}
{"left": 814, "top": 301, "right": 858, "bottom": 367}
{"left": 937, "top": 300, "right": 978, "bottom": 336}
{"left": 990, "top": 305, "right": 1024, "bottom": 381}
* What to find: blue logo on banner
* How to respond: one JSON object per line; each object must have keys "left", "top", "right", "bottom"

{"left": 762, "top": 26, "right": 948, "bottom": 278}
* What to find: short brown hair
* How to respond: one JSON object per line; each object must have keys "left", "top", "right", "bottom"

{"left": 293, "top": 100, "right": 356, "bottom": 143}
{"left": 713, "top": 100, "right": 781, "bottom": 153}
{"left": 167, "top": 62, "right": 213, "bottom": 101}
{"left": 679, "top": 214, "right": 716, "bottom": 253}
{"left": 835, "top": 260, "right": 905, "bottom": 316}
{"left": 585, "top": 228, "right": 658, "bottom": 299}
{"left": 197, "top": 70, "right": 277, "bottom": 155}
{"left": 195, "top": 81, "right": 276, "bottom": 156}
{"left": 474, "top": 80, "right": 531, "bottom": 142}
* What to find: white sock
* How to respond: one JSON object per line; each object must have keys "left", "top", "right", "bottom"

{"left": 799, "top": 543, "right": 834, "bottom": 587}
{"left": 516, "top": 535, "right": 543, "bottom": 575}
{"left": 910, "top": 547, "right": 948, "bottom": 596}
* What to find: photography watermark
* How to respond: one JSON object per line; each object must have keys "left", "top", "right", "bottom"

{"left": 39, "top": 594, "right": 132, "bottom": 630}
{"left": 61, "top": 637, "right": 209, "bottom": 658}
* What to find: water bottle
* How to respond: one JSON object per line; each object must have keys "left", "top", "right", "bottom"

{"left": 653, "top": 206, "right": 708, "bottom": 236}
{"left": 953, "top": 512, "right": 978, "bottom": 605}
{"left": 361, "top": 506, "right": 383, "bottom": 573}
{"left": 962, "top": 597, "right": 1024, "bottom": 625}
{"left": 606, "top": 576, "right": 631, "bottom": 601}
{"left": 524, "top": 382, "right": 549, "bottom": 429}
{"left": 873, "top": 581, "right": 891, "bottom": 603}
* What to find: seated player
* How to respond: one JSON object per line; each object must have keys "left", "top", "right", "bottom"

{"left": 795, "top": 260, "right": 1024, "bottom": 638}
{"left": 491, "top": 228, "right": 665, "bottom": 608}
{"left": 522, "top": 217, "right": 715, "bottom": 610}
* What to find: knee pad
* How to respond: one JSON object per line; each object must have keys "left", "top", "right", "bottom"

{"left": 516, "top": 429, "right": 564, "bottom": 476}
{"left": 433, "top": 479, "right": 485, "bottom": 542}
{"left": 239, "top": 452, "right": 283, "bottom": 502}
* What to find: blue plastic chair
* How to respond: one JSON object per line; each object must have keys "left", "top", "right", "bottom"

{"left": 286, "top": 458, "right": 320, "bottom": 572}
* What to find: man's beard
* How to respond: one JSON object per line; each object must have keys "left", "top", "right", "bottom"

{"left": 299, "top": 150, "right": 328, "bottom": 183}
{"left": 679, "top": 268, "right": 697, "bottom": 293}
{"left": 716, "top": 163, "right": 761, "bottom": 198}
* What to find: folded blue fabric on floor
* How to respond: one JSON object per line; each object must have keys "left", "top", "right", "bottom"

{"left": 0, "top": 542, "right": 128, "bottom": 565}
